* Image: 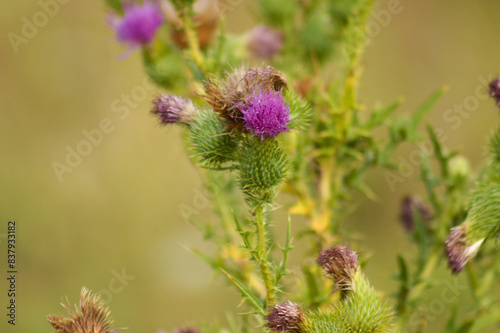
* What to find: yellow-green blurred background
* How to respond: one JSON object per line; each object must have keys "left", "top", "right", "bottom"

{"left": 1, "top": 0, "right": 500, "bottom": 332}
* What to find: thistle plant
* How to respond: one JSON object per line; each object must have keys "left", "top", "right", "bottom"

{"left": 48, "top": 0, "right": 500, "bottom": 332}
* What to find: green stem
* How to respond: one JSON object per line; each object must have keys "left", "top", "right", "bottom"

{"left": 255, "top": 203, "right": 276, "bottom": 308}
{"left": 180, "top": 8, "right": 205, "bottom": 73}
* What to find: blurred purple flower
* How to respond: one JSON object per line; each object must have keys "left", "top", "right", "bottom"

{"left": 151, "top": 94, "right": 196, "bottom": 126}
{"left": 239, "top": 90, "right": 290, "bottom": 140}
{"left": 110, "top": 1, "right": 164, "bottom": 49}
{"left": 248, "top": 25, "right": 284, "bottom": 59}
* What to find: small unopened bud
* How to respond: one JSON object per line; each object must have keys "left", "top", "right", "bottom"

{"left": 448, "top": 155, "right": 470, "bottom": 182}
{"left": 445, "top": 225, "right": 484, "bottom": 274}
{"left": 317, "top": 245, "right": 359, "bottom": 287}
{"left": 266, "top": 301, "right": 304, "bottom": 333}
{"left": 248, "top": 25, "right": 284, "bottom": 59}
{"left": 489, "top": 77, "right": 500, "bottom": 108}
{"left": 151, "top": 95, "right": 197, "bottom": 125}
{"left": 399, "top": 196, "right": 432, "bottom": 232}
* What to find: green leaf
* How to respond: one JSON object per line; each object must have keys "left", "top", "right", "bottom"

{"left": 220, "top": 269, "right": 266, "bottom": 316}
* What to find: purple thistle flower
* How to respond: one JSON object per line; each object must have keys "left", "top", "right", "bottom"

{"left": 489, "top": 77, "right": 500, "bottom": 108}
{"left": 266, "top": 301, "right": 304, "bottom": 333}
{"left": 151, "top": 95, "right": 196, "bottom": 125}
{"left": 112, "top": 1, "right": 164, "bottom": 48}
{"left": 248, "top": 25, "right": 284, "bottom": 59}
{"left": 239, "top": 90, "right": 290, "bottom": 140}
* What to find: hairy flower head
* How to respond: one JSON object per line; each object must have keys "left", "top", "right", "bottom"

{"left": 201, "top": 66, "right": 287, "bottom": 132}
{"left": 266, "top": 301, "right": 304, "bottom": 333}
{"left": 112, "top": 1, "right": 164, "bottom": 49}
{"left": 151, "top": 95, "right": 197, "bottom": 125}
{"left": 317, "top": 245, "right": 359, "bottom": 289}
{"left": 445, "top": 225, "right": 484, "bottom": 274}
{"left": 47, "top": 287, "right": 115, "bottom": 333}
{"left": 248, "top": 25, "right": 284, "bottom": 59}
{"left": 489, "top": 77, "right": 500, "bottom": 108}
{"left": 399, "top": 196, "right": 432, "bottom": 232}
{"left": 239, "top": 90, "right": 290, "bottom": 140}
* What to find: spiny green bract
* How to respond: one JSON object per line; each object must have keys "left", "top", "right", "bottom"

{"left": 285, "top": 90, "right": 312, "bottom": 131}
{"left": 188, "top": 110, "right": 237, "bottom": 168}
{"left": 335, "top": 271, "right": 393, "bottom": 333}
{"left": 465, "top": 182, "right": 500, "bottom": 243}
{"left": 301, "top": 311, "right": 344, "bottom": 333}
{"left": 237, "top": 136, "right": 288, "bottom": 203}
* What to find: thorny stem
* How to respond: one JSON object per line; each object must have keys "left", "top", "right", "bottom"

{"left": 255, "top": 203, "right": 276, "bottom": 308}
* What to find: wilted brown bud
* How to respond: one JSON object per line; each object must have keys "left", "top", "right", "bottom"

{"left": 201, "top": 66, "right": 287, "bottom": 132}
{"left": 265, "top": 301, "right": 304, "bottom": 333}
{"left": 399, "top": 196, "right": 432, "bottom": 232}
{"left": 317, "top": 245, "right": 359, "bottom": 287}
{"left": 47, "top": 287, "right": 115, "bottom": 333}
{"left": 445, "top": 225, "right": 483, "bottom": 274}
{"left": 162, "top": 0, "right": 220, "bottom": 49}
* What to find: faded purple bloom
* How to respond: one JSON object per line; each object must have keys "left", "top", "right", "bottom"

{"left": 112, "top": 1, "right": 164, "bottom": 48}
{"left": 151, "top": 95, "right": 196, "bottom": 125}
{"left": 266, "top": 301, "right": 304, "bottom": 333}
{"left": 248, "top": 25, "right": 284, "bottom": 59}
{"left": 489, "top": 77, "right": 500, "bottom": 108}
{"left": 445, "top": 225, "right": 484, "bottom": 274}
{"left": 317, "top": 245, "right": 359, "bottom": 288}
{"left": 238, "top": 90, "right": 290, "bottom": 140}
{"left": 399, "top": 196, "right": 432, "bottom": 232}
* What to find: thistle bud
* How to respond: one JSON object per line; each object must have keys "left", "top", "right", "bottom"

{"left": 47, "top": 287, "right": 115, "bottom": 333}
{"left": 445, "top": 225, "right": 483, "bottom": 274}
{"left": 399, "top": 196, "right": 432, "bottom": 232}
{"left": 448, "top": 155, "right": 470, "bottom": 183}
{"left": 266, "top": 301, "right": 304, "bottom": 333}
{"left": 151, "top": 95, "right": 197, "bottom": 126}
{"left": 248, "top": 25, "right": 284, "bottom": 59}
{"left": 317, "top": 245, "right": 359, "bottom": 288}
{"left": 489, "top": 77, "right": 500, "bottom": 108}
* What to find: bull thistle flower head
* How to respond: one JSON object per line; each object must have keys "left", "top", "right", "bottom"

{"left": 248, "top": 25, "right": 284, "bottom": 59}
{"left": 399, "top": 196, "right": 432, "bottom": 232}
{"left": 266, "top": 301, "right": 304, "bottom": 333}
{"left": 111, "top": 1, "right": 164, "bottom": 50}
{"left": 489, "top": 77, "right": 500, "bottom": 108}
{"left": 239, "top": 90, "right": 290, "bottom": 140}
{"left": 47, "top": 287, "right": 115, "bottom": 333}
{"left": 445, "top": 181, "right": 500, "bottom": 274}
{"left": 151, "top": 95, "right": 197, "bottom": 125}
{"left": 201, "top": 66, "right": 287, "bottom": 132}
{"left": 317, "top": 245, "right": 359, "bottom": 290}
{"left": 445, "top": 224, "right": 484, "bottom": 274}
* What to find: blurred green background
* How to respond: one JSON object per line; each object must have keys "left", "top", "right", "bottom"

{"left": 1, "top": 0, "right": 500, "bottom": 332}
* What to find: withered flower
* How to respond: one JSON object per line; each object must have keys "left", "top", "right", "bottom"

{"left": 201, "top": 66, "right": 287, "bottom": 132}
{"left": 47, "top": 287, "right": 115, "bottom": 333}
{"left": 445, "top": 225, "right": 484, "bottom": 274}
{"left": 317, "top": 245, "right": 359, "bottom": 289}
{"left": 265, "top": 301, "right": 304, "bottom": 333}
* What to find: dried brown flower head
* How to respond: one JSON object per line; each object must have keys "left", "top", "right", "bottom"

{"left": 265, "top": 301, "right": 304, "bottom": 333}
{"left": 162, "top": 0, "right": 220, "bottom": 49}
{"left": 201, "top": 66, "right": 287, "bottom": 132}
{"left": 47, "top": 287, "right": 115, "bottom": 333}
{"left": 317, "top": 245, "right": 359, "bottom": 288}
